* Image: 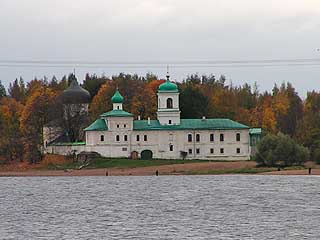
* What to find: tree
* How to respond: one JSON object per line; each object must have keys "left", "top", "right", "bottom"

{"left": 82, "top": 73, "right": 107, "bottom": 98}
{"left": 256, "top": 133, "right": 309, "bottom": 167}
{"left": 20, "top": 87, "right": 58, "bottom": 163}
{"left": 8, "top": 77, "right": 26, "bottom": 103}
{"left": 180, "top": 84, "right": 209, "bottom": 118}
{"left": 295, "top": 91, "right": 320, "bottom": 161}
{"left": 0, "top": 80, "right": 6, "bottom": 99}
{"left": 0, "top": 97, "right": 24, "bottom": 162}
{"left": 89, "top": 81, "right": 114, "bottom": 120}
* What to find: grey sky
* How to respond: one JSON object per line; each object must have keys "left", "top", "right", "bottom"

{"left": 0, "top": 0, "right": 319, "bottom": 96}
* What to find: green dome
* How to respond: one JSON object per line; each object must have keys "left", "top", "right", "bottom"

{"left": 158, "top": 79, "right": 178, "bottom": 92}
{"left": 111, "top": 90, "right": 124, "bottom": 103}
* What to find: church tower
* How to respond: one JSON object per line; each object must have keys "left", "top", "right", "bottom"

{"left": 111, "top": 89, "right": 124, "bottom": 110}
{"left": 157, "top": 72, "right": 180, "bottom": 125}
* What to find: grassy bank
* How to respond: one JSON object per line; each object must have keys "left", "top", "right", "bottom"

{"left": 47, "top": 158, "right": 214, "bottom": 170}
{"left": 186, "top": 167, "right": 278, "bottom": 175}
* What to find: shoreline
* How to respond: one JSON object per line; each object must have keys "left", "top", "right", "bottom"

{"left": 1, "top": 161, "right": 319, "bottom": 177}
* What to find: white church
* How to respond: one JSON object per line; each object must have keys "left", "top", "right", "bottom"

{"left": 45, "top": 74, "right": 261, "bottom": 160}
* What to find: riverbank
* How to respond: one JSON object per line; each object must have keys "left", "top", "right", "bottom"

{"left": 0, "top": 159, "right": 319, "bottom": 176}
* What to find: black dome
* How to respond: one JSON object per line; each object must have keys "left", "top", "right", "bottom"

{"left": 61, "top": 80, "right": 91, "bottom": 104}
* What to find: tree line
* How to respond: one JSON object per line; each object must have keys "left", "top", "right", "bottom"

{"left": 0, "top": 72, "right": 319, "bottom": 164}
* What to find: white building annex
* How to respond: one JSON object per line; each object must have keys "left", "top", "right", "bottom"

{"left": 46, "top": 75, "right": 261, "bottom": 160}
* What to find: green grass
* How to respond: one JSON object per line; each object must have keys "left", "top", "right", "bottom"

{"left": 47, "top": 158, "right": 211, "bottom": 170}
{"left": 186, "top": 167, "right": 278, "bottom": 175}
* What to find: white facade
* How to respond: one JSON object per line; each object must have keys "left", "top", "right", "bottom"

{"left": 157, "top": 92, "right": 181, "bottom": 125}
{"left": 81, "top": 128, "right": 250, "bottom": 160}
{"left": 45, "top": 78, "right": 254, "bottom": 160}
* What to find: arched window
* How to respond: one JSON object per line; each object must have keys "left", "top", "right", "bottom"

{"left": 196, "top": 134, "right": 200, "bottom": 142}
{"left": 169, "top": 144, "right": 174, "bottom": 151}
{"left": 188, "top": 134, "right": 192, "bottom": 142}
{"left": 167, "top": 98, "right": 173, "bottom": 109}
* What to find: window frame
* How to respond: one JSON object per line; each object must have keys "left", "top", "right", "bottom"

{"left": 167, "top": 98, "right": 173, "bottom": 109}
{"left": 196, "top": 134, "right": 200, "bottom": 142}
{"left": 236, "top": 133, "right": 241, "bottom": 142}
{"left": 210, "top": 133, "right": 214, "bottom": 142}
{"left": 220, "top": 133, "right": 224, "bottom": 142}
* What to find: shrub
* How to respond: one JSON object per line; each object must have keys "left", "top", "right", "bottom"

{"left": 313, "top": 148, "right": 320, "bottom": 164}
{"left": 256, "top": 133, "right": 309, "bottom": 167}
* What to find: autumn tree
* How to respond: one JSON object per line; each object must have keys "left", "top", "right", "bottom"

{"left": 0, "top": 97, "right": 24, "bottom": 162}
{"left": 295, "top": 91, "right": 320, "bottom": 161}
{"left": 20, "top": 87, "right": 58, "bottom": 163}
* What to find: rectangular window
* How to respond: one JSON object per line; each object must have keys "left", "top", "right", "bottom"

{"left": 196, "top": 134, "right": 200, "bottom": 142}
{"left": 169, "top": 145, "right": 173, "bottom": 151}
{"left": 188, "top": 134, "right": 192, "bottom": 142}
{"left": 220, "top": 134, "right": 224, "bottom": 142}
{"left": 100, "top": 135, "right": 104, "bottom": 142}
{"left": 210, "top": 148, "right": 214, "bottom": 154}
{"left": 136, "top": 135, "right": 140, "bottom": 141}
{"left": 122, "top": 147, "right": 127, "bottom": 151}
{"left": 116, "top": 135, "right": 120, "bottom": 142}
{"left": 236, "top": 148, "right": 241, "bottom": 154}
{"left": 210, "top": 133, "right": 214, "bottom": 142}
{"left": 169, "top": 120, "right": 172, "bottom": 124}
{"left": 124, "top": 135, "right": 128, "bottom": 141}
{"left": 196, "top": 148, "right": 200, "bottom": 154}
{"left": 144, "top": 135, "right": 148, "bottom": 141}
{"left": 124, "top": 124, "right": 127, "bottom": 128}
{"left": 236, "top": 133, "right": 240, "bottom": 141}
{"left": 188, "top": 149, "right": 192, "bottom": 154}
{"left": 220, "top": 148, "right": 224, "bottom": 154}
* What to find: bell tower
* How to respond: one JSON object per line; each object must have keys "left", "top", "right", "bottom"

{"left": 157, "top": 72, "right": 180, "bottom": 125}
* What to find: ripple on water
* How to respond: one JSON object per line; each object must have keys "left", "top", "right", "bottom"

{"left": 0, "top": 175, "right": 320, "bottom": 240}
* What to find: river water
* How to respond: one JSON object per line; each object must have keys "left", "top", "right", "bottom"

{"left": 0, "top": 176, "right": 319, "bottom": 239}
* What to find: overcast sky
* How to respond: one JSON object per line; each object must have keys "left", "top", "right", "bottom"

{"left": 0, "top": 0, "right": 320, "bottom": 97}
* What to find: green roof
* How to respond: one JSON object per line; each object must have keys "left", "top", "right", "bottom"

{"left": 249, "top": 128, "right": 262, "bottom": 135}
{"left": 133, "top": 119, "right": 249, "bottom": 131}
{"left": 100, "top": 109, "right": 134, "bottom": 117}
{"left": 49, "top": 142, "right": 86, "bottom": 146}
{"left": 84, "top": 119, "right": 108, "bottom": 131}
{"left": 158, "top": 80, "right": 179, "bottom": 92}
{"left": 111, "top": 90, "right": 124, "bottom": 103}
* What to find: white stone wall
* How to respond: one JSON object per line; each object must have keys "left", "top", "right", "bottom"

{"left": 157, "top": 92, "right": 181, "bottom": 125}
{"left": 45, "top": 145, "right": 87, "bottom": 156}
{"left": 83, "top": 128, "right": 251, "bottom": 160}
{"left": 105, "top": 117, "right": 134, "bottom": 131}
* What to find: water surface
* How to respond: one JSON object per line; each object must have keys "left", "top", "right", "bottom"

{"left": 0, "top": 176, "right": 319, "bottom": 239}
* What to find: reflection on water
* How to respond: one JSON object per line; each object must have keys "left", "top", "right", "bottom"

{"left": 0, "top": 176, "right": 319, "bottom": 239}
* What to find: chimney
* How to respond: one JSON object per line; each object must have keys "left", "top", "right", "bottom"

{"left": 138, "top": 115, "right": 141, "bottom": 120}
{"left": 148, "top": 117, "right": 151, "bottom": 125}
